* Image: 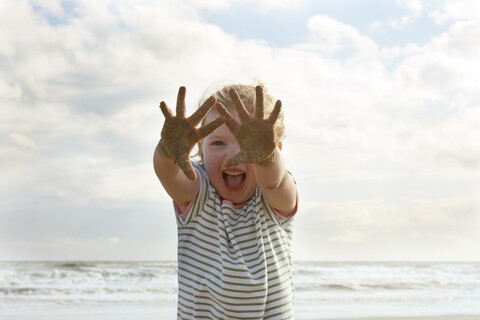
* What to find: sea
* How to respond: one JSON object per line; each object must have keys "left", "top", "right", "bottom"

{"left": 1, "top": 261, "right": 480, "bottom": 319}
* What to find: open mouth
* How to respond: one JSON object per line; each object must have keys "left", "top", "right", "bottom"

{"left": 222, "top": 169, "right": 246, "bottom": 191}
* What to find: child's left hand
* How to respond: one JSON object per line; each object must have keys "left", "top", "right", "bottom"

{"left": 215, "top": 86, "right": 282, "bottom": 167}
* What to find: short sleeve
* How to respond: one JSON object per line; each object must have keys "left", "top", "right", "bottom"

{"left": 272, "top": 193, "right": 298, "bottom": 221}
{"left": 174, "top": 162, "right": 210, "bottom": 226}
{"left": 260, "top": 171, "right": 299, "bottom": 227}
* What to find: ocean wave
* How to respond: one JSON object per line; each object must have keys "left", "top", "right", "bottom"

{"left": 1, "top": 261, "right": 480, "bottom": 306}
{"left": 0, "top": 286, "right": 177, "bottom": 305}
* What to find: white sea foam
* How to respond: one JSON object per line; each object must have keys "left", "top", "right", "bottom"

{"left": 1, "top": 261, "right": 479, "bottom": 319}
{"left": 293, "top": 261, "right": 480, "bottom": 318}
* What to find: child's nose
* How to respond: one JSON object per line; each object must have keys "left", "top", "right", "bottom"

{"left": 227, "top": 142, "right": 241, "bottom": 158}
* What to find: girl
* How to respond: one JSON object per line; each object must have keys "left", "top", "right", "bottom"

{"left": 154, "top": 82, "right": 298, "bottom": 319}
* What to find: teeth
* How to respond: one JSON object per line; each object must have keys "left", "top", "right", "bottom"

{"left": 224, "top": 170, "right": 244, "bottom": 176}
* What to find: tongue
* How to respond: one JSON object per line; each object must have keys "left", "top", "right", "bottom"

{"left": 225, "top": 174, "right": 244, "bottom": 188}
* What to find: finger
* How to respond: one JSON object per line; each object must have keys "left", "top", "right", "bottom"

{"left": 254, "top": 85, "right": 264, "bottom": 119}
{"left": 268, "top": 100, "right": 282, "bottom": 125}
{"left": 216, "top": 103, "right": 240, "bottom": 135}
{"left": 228, "top": 88, "right": 251, "bottom": 123}
{"left": 189, "top": 95, "right": 216, "bottom": 125}
{"left": 198, "top": 117, "right": 225, "bottom": 139}
{"left": 178, "top": 157, "right": 197, "bottom": 181}
{"left": 159, "top": 101, "right": 173, "bottom": 119}
{"left": 176, "top": 86, "right": 187, "bottom": 118}
{"left": 225, "top": 151, "right": 250, "bottom": 167}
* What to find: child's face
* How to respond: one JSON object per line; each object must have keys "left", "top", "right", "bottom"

{"left": 201, "top": 110, "right": 257, "bottom": 204}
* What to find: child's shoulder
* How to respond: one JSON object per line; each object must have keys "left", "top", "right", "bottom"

{"left": 192, "top": 161, "right": 207, "bottom": 178}
{"left": 191, "top": 161, "right": 212, "bottom": 192}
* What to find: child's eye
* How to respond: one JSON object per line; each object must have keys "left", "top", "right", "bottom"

{"left": 212, "top": 141, "right": 225, "bottom": 146}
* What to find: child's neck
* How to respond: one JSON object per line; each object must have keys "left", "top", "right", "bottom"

{"left": 221, "top": 199, "right": 247, "bottom": 209}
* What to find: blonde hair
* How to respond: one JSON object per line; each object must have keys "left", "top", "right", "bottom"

{"left": 194, "top": 81, "right": 285, "bottom": 162}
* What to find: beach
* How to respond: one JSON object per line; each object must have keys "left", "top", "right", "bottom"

{"left": 1, "top": 261, "right": 479, "bottom": 319}
{"left": 2, "top": 316, "right": 480, "bottom": 320}
{"left": 332, "top": 317, "right": 480, "bottom": 320}
{"left": 1, "top": 309, "right": 479, "bottom": 320}
{"left": 1, "top": 303, "right": 479, "bottom": 320}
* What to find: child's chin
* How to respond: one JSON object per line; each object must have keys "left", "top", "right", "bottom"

{"left": 224, "top": 184, "right": 243, "bottom": 192}
{"left": 219, "top": 188, "right": 255, "bottom": 205}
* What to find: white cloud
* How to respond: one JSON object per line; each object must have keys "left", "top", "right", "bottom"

{"left": 430, "top": 0, "right": 480, "bottom": 24}
{"left": 301, "top": 194, "right": 480, "bottom": 233}
{"left": 9, "top": 133, "right": 39, "bottom": 150}
{"left": 188, "top": 0, "right": 308, "bottom": 12}
{"left": 29, "top": 0, "right": 65, "bottom": 17}
{"left": 109, "top": 237, "right": 121, "bottom": 244}
{"left": 409, "top": 231, "right": 469, "bottom": 244}
{"left": 398, "top": 0, "right": 423, "bottom": 15}
{"left": 1, "top": 0, "right": 479, "bottom": 260}
{"left": 189, "top": 0, "right": 229, "bottom": 11}
{"left": 304, "top": 14, "right": 378, "bottom": 55}
{"left": 295, "top": 194, "right": 480, "bottom": 260}
{"left": 370, "top": 0, "right": 423, "bottom": 33}
{"left": 328, "top": 229, "right": 366, "bottom": 243}
{"left": 253, "top": 0, "right": 308, "bottom": 11}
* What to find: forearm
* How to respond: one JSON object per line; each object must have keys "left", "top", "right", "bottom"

{"left": 153, "top": 141, "right": 199, "bottom": 208}
{"left": 253, "top": 149, "right": 297, "bottom": 215}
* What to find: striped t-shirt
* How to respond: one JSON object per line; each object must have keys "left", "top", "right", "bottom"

{"left": 174, "top": 162, "right": 297, "bottom": 320}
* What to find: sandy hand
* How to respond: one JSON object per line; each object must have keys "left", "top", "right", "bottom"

{"left": 215, "top": 85, "right": 282, "bottom": 167}
{"left": 159, "top": 86, "right": 224, "bottom": 181}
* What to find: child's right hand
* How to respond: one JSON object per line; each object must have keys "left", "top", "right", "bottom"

{"left": 158, "top": 86, "right": 224, "bottom": 181}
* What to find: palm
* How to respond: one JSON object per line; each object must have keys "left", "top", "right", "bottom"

{"left": 159, "top": 87, "right": 224, "bottom": 180}
{"left": 216, "top": 86, "right": 282, "bottom": 167}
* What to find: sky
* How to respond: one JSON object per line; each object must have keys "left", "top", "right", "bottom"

{"left": 1, "top": 0, "right": 479, "bottom": 261}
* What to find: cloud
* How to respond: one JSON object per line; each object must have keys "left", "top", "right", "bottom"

{"left": 300, "top": 194, "right": 480, "bottom": 233}
{"left": 29, "top": 0, "right": 65, "bottom": 17}
{"left": 189, "top": 0, "right": 309, "bottom": 11}
{"left": 430, "top": 0, "right": 480, "bottom": 24}
{"left": 1, "top": 0, "right": 479, "bottom": 260}
{"left": 304, "top": 14, "right": 378, "bottom": 55}
{"left": 295, "top": 194, "right": 480, "bottom": 260}
{"left": 398, "top": 0, "right": 422, "bottom": 15}
{"left": 406, "top": 108, "right": 480, "bottom": 173}
{"left": 189, "top": 0, "right": 229, "bottom": 11}
{"left": 328, "top": 229, "right": 366, "bottom": 244}
{"left": 369, "top": 0, "right": 423, "bottom": 33}
{"left": 9, "top": 133, "right": 39, "bottom": 150}
{"left": 109, "top": 237, "right": 121, "bottom": 244}
{"left": 253, "top": 0, "right": 308, "bottom": 11}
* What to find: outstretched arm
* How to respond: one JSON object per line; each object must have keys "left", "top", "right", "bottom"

{"left": 154, "top": 86, "right": 224, "bottom": 211}
{"left": 215, "top": 86, "right": 296, "bottom": 216}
